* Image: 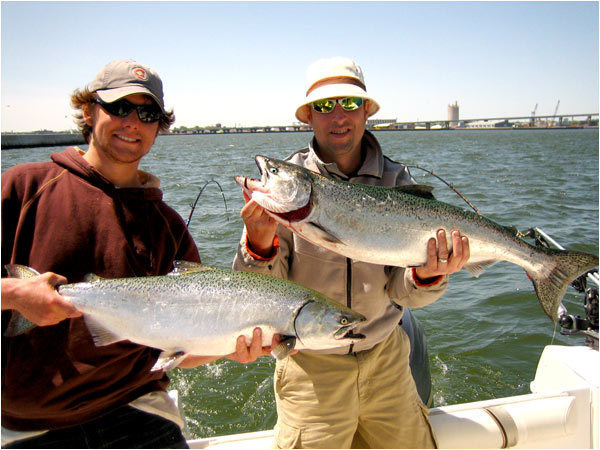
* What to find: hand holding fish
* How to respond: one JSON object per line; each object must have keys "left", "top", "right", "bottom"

{"left": 1, "top": 271, "right": 81, "bottom": 327}
{"left": 5, "top": 263, "right": 362, "bottom": 371}
{"left": 177, "top": 328, "right": 293, "bottom": 367}
{"left": 414, "top": 229, "right": 471, "bottom": 281}
{"left": 240, "top": 188, "right": 278, "bottom": 258}
{"left": 227, "top": 328, "right": 297, "bottom": 364}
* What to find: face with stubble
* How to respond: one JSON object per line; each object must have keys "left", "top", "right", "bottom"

{"left": 306, "top": 97, "right": 370, "bottom": 164}
{"left": 84, "top": 94, "right": 159, "bottom": 166}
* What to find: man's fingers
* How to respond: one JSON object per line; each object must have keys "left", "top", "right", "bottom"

{"left": 62, "top": 302, "right": 83, "bottom": 318}
{"left": 436, "top": 229, "right": 449, "bottom": 266}
{"left": 44, "top": 272, "right": 68, "bottom": 287}
{"left": 426, "top": 237, "right": 437, "bottom": 267}
{"left": 249, "top": 328, "right": 262, "bottom": 359}
{"left": 236, "top": 335, "right": 251, "bottom": 361}
{"left": 462, "top": 236, "right": 470, "bottom": 265}
{"left": 449, "top": 230, "right": 462, "bottom": 266}
{"left": 240, "top": 199, "right": 260, "bottom": 218}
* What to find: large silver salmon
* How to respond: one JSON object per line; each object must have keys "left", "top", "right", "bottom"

{"left": 235, "top": 155, "right": 598, "bottom": 321}
{"left": 4, "top": 262, "right": 365, "bottom": 370}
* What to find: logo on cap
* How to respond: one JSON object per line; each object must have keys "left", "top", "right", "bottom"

{"left": 132, "top": 67, "right": 148, "bottom": 81}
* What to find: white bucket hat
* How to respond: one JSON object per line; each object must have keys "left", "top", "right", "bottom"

{"left": 295, "top": 57, "right": 380, "bottom": 124}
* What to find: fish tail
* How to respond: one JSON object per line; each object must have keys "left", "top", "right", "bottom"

{"left": 3, "top": 264, "right": 40, "bottom": 336}
{"left": 5, "top": 264, "right": 40, "bottom": 279}
{"left": 528, "top": 249, "right": 598, "bottom": 321}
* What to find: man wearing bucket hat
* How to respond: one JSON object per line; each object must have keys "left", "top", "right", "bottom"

{"left": 234, "top": 57, "right": 470, "bottom": 448}
{"left": 1, "top": 59, "right": 275, "bottom": 448}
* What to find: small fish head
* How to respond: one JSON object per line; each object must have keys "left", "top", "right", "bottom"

{"left": 294, "top": 296, "right": 366, "bottom": 350}
{"left": 240, "top": 156, "right": 312, "bottom": 214}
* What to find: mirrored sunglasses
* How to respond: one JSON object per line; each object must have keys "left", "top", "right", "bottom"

{"left": 92, "top": 98, "right": 164, "bottom": 123}
{"left": 311, "top": 97, "right": 364, "bottom": 114}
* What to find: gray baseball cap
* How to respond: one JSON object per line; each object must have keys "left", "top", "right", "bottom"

{"left": 88, "top": 59, "right": 166, "bottom": 112}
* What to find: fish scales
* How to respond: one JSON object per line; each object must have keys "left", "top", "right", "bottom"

{"left": 71, "top": 271, "right": 302, "bottom": 348}
{"left": 4, "top": 263, "right": 366, "bottom": 370}
{"left": 311, "top": 174, "right": 536, "bottom": 271}
{"left": 235, "top": 155, "right": 598, "bottom": 321}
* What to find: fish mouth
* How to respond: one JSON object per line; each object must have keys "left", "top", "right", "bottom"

{"left": 334, "top": 323, "right": 365, "bottom": 341}
{"left": 233, "top": 156, "right": 269, "bottom": 194}
{"left": 234, "top": 175, "right": 263, "bottom": 192}
{"left": 254, "top": 155, "right": 269, "bottom": 188}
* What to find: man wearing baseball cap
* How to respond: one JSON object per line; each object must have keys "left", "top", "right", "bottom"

{"left": 1, "top": 59, "right": 275, "bottom": 448}
{"left": 234, "top": 57, "right": 470, "bottom": 448}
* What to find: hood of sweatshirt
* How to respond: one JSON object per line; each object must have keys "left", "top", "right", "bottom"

{"left": 51, "top": 147, "right": 163, "bottom": 201}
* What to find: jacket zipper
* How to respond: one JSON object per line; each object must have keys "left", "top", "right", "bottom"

{"left": 346, "top": 257, "right": 354, "bottom": 355}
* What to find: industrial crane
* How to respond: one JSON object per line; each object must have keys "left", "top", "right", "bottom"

{"left": 552, "top": 100, "right": 560, "bottom": 126}
{"left": 530, "top": 103, "right": 538, "bottom": 126}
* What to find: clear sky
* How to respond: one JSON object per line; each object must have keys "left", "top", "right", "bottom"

{"left": 1, "top": 1, "right": 598, "bottom": 132}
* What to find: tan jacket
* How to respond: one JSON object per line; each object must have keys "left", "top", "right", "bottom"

{"left": 233, "top": 131, "right": 448, "bottom": 354}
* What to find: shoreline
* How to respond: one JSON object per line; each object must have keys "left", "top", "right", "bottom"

{"left": 2, "top": 126, "right": 597, "bottom": 150}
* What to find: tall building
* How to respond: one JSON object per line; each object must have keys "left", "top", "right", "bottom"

{"left": 448, "top": 101, "right": 459, "bottom": 128}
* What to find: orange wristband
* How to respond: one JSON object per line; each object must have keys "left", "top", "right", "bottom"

{"left": 246, "top": 235, "right": 279, "bottom": 261}
{"left": 411, "top": 267, "right": 443, "bottom": 287}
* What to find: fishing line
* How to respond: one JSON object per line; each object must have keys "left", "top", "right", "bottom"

{"left": 186, "top": 180, "right": 229, "bottom": 227}
{"left": 408, "top": 166, "right": 597, "bottom": 342}
{"left": 407, "top": 165, "right": 483, "bottom": 215}
{"left": 550, "top": 321, "right": 558, "bottom": 345}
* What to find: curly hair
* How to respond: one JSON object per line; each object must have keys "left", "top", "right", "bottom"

{"left": 70, "top": 88, "right": 175, "bottom": 143}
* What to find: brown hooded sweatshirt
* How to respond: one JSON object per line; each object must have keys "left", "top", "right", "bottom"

{"left": 1, "top": 147, "right": 201, "bottom": 431}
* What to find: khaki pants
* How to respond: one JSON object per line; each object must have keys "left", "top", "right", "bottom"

{"left": 273, "top": 327, "right": 437, "bottom": 449}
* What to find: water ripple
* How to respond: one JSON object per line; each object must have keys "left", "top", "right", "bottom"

{"left": 2, "top": 129, "right": 597, "bottom": 438}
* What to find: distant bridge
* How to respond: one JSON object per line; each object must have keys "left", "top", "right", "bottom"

{"left": 171, "top": 125, "right": 312, "bottom": 135}
{"left": 171, "top": 112, "right": 599, "bottom": 134}
{"left": 392, "top": 113, "right": 599, "bottom": 130}
{"left": 2, "top": 113, "right": 598, "bottom": 150}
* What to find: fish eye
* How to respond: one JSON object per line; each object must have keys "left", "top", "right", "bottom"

{"left": 269, "top": 167, "right": 279, "bottom": 174}
{"left": 340, "top": 317, "right": 349, "bottom": 325}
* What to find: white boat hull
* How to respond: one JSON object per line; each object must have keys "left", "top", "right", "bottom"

{"left": 188, "top": 345, "right": 599, "bottom": 449}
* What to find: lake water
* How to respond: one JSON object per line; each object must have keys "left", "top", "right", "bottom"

{"left": 2, "top": 129, "right": 598, "bottom": 439}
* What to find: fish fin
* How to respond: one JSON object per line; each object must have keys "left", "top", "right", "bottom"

{"left": 4, "top": 264, "right": 40, "bottom": 278}
{"left": 4, "top": 311, "right": 37, "bottom": 337}
{"left": 3, "top": 265, "right": 41, "bottom": 336}
{"left": 84, "top": 316, "right": 124, "bottom": 347}
{"left": 393, "top": 184, "right": 435, "bottom": 200}
{"left": 463, "top": 260, "right": 498, "bottom": 278}
{"left": 169, "top": 261, "right": 211, "bottom": 275}
{"left": 84, "top": 273, "right": 103, "bottom": 282}
{"left": 271, "top": 336, "right": 296, "bottom": 360}
{"left": 529, "top": 248, "right": 599, "bottom": 322}
{"left": 305, "top": 222, "right": 344, "bottom": 245}
{"left": 152, "top": 351, "right": 187, "bottom": 372}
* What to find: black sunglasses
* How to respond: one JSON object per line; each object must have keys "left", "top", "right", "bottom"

{"left": 92, "top": 98, "right": 164, "bottom": 123}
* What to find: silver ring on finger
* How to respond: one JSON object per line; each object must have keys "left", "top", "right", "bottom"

{"left": 438, "top": 257, "right": 448, "bottom": 263}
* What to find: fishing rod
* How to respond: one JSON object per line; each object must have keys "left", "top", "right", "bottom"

{"left": 407, "top": 165, "right": 483, "bottom": 216}
{"left": 186, "top": 180, "right": 229, "bottom": 227}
